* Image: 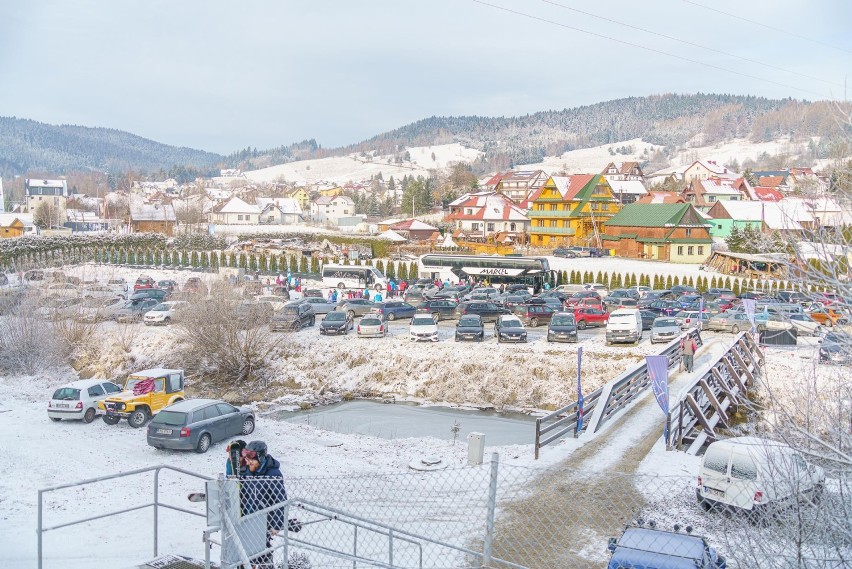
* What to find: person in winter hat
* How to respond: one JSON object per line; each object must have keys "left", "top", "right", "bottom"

{"left": 225, "top": 439, "right": 247, "bottom": 476}
{"left": 240, "top": 440, "right": 288, "bottom": 568}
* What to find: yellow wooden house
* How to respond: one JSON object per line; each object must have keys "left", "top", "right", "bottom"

{"left": 286, "top": 188, "right": 311, "bottom": 211}
{"left": 527, "top": 174, "right": 620, "bottom": 247}
{"left": 319, "top": 186, "right": 344, "bottom": 198}
{"left": 0, "top": 214, "right": 36, "bottom": 238}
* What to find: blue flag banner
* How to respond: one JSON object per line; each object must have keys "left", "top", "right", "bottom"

{"left": 647, "top": 355, "right": 669, "bottom": 415}
{"left": 576, "top": 347, "right": 584, "bottom": 433}
{"left": 743, "top": 298, "right": 756, "bottom": 332}
{"left": 698, "top": 296, "right": 704, "bottom": 318}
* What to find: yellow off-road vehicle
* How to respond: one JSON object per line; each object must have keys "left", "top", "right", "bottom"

{"left": 98, "top": 368, "right": 185, "bottom": 428}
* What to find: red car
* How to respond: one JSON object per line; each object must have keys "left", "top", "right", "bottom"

{"left": 573, "top": 307, "right": 609, "bottom": 329}
{"left": 133, "top": 275, "right": 156, "bottom": 291}
{"left": 564, "top": 291, "right": 602, "bottom": 308}
{"left": 565, "top": 297, "right": 603, "bottom": 310}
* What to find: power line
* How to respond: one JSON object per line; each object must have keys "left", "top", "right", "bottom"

{"left": 539, "top": 0, "right": 843, "bottom": 88}
{"left": 681, "top": 0, "right": 852, "bottom": 56}
{"left": 471, "top": 0, "right": 832, "bottom": 99}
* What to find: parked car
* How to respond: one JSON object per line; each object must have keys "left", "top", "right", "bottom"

{"left": 183, "top": 277, "right": 208, "bottom": 295}
{"left": 269, "top": 285, "right": 291, "bottom": 299}
{"left": 143, "top": 301, "right": 189, "bottom": 326}
{"left": 357, "top": 315, "right": 388, "bottom": 338}
{"left": 463, "top": 287, "right": 499, "bottom": 301}
{"left": 670, "top": 284, "right": 698, "bottom": 296}
{"left": 501, "top": 294, "right": 530, "bottom": 309}
{"left": 513, "top": 303, "right": 556, "bottom": 327}
{"left": 606, "top": 308, "right": 643, "bottom": 345}
{"left": 157, "top": 280, "right": 178, "bottom": 294}
{"left": 697, "top": 436, "right": 824, "bottom": 518}
{"left": 807, "top": 308, "right": 846, "bottom": 328}
{"left": 373, "top": 300, "right": 416, "bottom": 321}
{"left": 818, "top": 331, "right": 852, "bottom": 365}
{"left": 48, "top": 378, "right": 123, "bottom": 423}
{"left": 582, "top": 283, "right": 609, "bottom": 297}
{"left": 116, "top": 298, "right": 160, "bottom": 322}
{"left": 146, "top": 399, "right": 255, "bottom": 454}
{"left": 415, "top": 299, "right": 458, "bottom": 322}
{"left": 129, "top": 288, "right": 168, "bottom": 302}
{"left": 706, "top": 311, "right": 752, "bottom": 334}
{"left": 674, "top": 310, "right": 710, "bottom": 330}
{"left": 37, "top": 297, "right": 84, "bottom": 320}
{"left": 336, "top": 298, "right": 377, "bottom": 319}
{"left": 133, "top": 275, "right": 156, "bottom": 291}
{"left": 44, "top": 282, "right": 80, "bottom": 299}
{"left": 552, "top": 248, "right": 578, "bottom": 258}
{"left": 639, "top": 310, "right": 657, "bottom": 330}
{"left": 107, "top": 278, "right": 129, "bottom": 298}
{"left": 432, "top": 290, "right": 463, "bottom": 304}
{"left": 494, "top": 314, "right": 528, "bottom": 343}
{"left": 564, "top": 291, "right": 602, "bottom": 308}
{"left": 573, "top": 307, "right": 609, "bottom": 329}
{"left": 650, "top": 317, "right": 681, "bottom": 344}
{"left": 775, "top": 290, "right": 810, "bottom": 304}
{"left": 455, "top": 314, "right": 485, "bottom": 342}
{"left": 98, "top": 368, "right": 186, "bottom": 428}
{"left": 82, "top": 284, "right": 119, "bottom": 299}
{"left": 255, "top": 295, "right": 289, "bottom": 312}
{"left": 271, "top": 302, "right": 315, "bottom": 331}
{"left": 676, "top": 294, "right": 703, "bottom": 308}
{"left": 787, "top": 313, "right": 822, "bottom": 336}
{"left": 455, "top": 301, "right": 508, "bottom": 323}
{"left": 298, "top": 296, "right": 338, "bottom": 315}
{"left": 607, "top": 524, "right": 727, "bottom": 569}
{"left": 319, "top": 311, "right": 353, "bottom": 335}
{"left": 604, "top": 297, "right": 639, "bottom": 312}
{"left": 409, "top": 314, "right": 439, "bottom": 342}
{"left": 641, "top": 289, "right": 675, "bottom": 302}
{"left": 78, "top": 296, "right": 126, "bottom": 322}
{"left": 547, "top": 312, "right": 578, "bottom": 343}
{"left": 642, "top": 299, "right": 682, "bottom": 316}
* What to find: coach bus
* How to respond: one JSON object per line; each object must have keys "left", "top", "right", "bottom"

{"left": 418, "top": 254, "right": 554, "bottom": 290}
{"left": 321, "top": 264, "right": 389, "bottom": 290}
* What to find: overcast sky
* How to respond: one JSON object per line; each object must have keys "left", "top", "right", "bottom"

{"left": 1, "top": 0, "right": 850, "bottom": 155}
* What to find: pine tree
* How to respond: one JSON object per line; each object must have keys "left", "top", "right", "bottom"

{"left": 376, "top": 260, "right": 384, "bottom": 274}
{"left": 269, "top": 255, "right": 278, "bottom": 274}
{"left": 211, "top": 251, "right": 219, "bottom": 270}
{"left": 310, "top": 257, "right": 319, "bottom": 274}
{"left": 230, "top": 252, "right": 237, "bottom": 268}
{"left": 190, "top": 251, "right": 199, "bottom": 267}
{"left": 239, "top": 253, "right": 247, "bottom": 269}
{"left": 665, "top": 275, "right": 673, "bottom": 289}
{"left": 299, "top": 256, "right": 308, "bottom": 273}
{"left": 258, "top": 253, "right": 268, "bottom": 273}
{"left": 289, "top": 256, "right": 298, "bottom": 274}
{"left": 386, "top": 261, "right": 396, "bottom": 279}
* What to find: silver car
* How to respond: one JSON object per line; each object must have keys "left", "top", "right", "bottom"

{"left": 650, "top": 317, "right": 681, "bottom": 344}
{"left": 299, "top": 296, "right": 338, "bottom": 315}
{"left": 146, "top": 399, "right": 255, "bottom": 454}
{"left": 357, "top": 315, "right": 388, "bottom": 338}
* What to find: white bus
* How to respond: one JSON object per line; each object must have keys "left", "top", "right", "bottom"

{"left": 417, "top": 254, "right": 554, "bottom": 290}
{"left": 321, "top": 264, "right": 389, "bottom": 291}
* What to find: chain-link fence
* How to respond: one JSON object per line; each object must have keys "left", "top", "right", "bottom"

{"left": 211, "top": 453, "right": 849, "bottom": 569}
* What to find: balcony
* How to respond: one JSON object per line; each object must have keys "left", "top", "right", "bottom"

{"left": 528, "top": 210, "right": 575, "bottom": 218}
{"left": 528, "top": 226, "right": 576, "bottom": 235}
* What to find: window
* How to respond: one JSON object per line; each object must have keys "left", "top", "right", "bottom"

{"left": 510, "top": 223, "right": 516, "bottom": 232}
{"left": 550, "top": 220, "right": 557, "bottom": 228}
{"left": 698, "top": 246, "right": 704, "bottom": 255}
{"left": 168, "top": 373, "right": 182, "bottom": 393}
{"left": 717, "top": 224, "right": 722, "bottom": 229}
{"left": 216, "top": 403, "right": 237, "bottom": 415}
{"left": 708, "top": 196, "right": 716, "bottom": 202}
{"left": 237, "top": 214, "right": 243, "bottom": 221}
{"left": 703, "top": 447, "right": 730, "bottom": 474}
{"left": 472, "top": 223, "right": 480, "bottom": 231}
{"left": 486, "top": 223, "right": 494, "bottom": 232}
{"left": 677, "top": 246, "right": 684, "bottom": 255}
{"left": 88, "top": 385, "right": 105, "bottom": 397}
{"left": 731, "top": 456, "right": 757, "bottom": 480}
{"left": 685, "top": 228, "right": 692, "bottom": 237}
{"left": 201, "top": 405, "right": 221, "bottom": 421}
{"left": 550, "top": 204, "right": 558, "bottom": 211}
{"left": 688, "top": 246, "right": 694, "bottom": 255}
{"left": 466, "top": 208, "right": 472, "bottom": 215}
{"left": 103, "top": 383, "right": 121, "bottom": 393}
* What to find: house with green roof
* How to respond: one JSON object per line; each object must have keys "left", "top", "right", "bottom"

{"left": 601, "top": 203, "right": 713, "bottom": 263}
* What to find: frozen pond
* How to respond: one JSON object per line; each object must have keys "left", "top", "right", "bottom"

{"left": 272, "top": 400, "right": 537, "bottom": 445}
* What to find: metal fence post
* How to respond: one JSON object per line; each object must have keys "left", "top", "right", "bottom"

{"left": 37, "top": 489, "right": 43, "bottom": 569}
{"left": 153, "top": 467, "right": 160, "bottom": 557}
{"left": 482, "top": 452, "right": 499, "bottom": 567}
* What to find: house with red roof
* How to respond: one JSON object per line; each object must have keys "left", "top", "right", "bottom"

{"left": 527, "top": 175, "right": 619, "bottom": 247}
{"left": 445, "top": 191, "right": 529, "bottom": 242}
{"left": 681, "top": 177, "right": 751, "bottom": 209}
{"left": 683, "top": 160, "right": 739, "bottom": 183}
{"left": 636, "top": 192, "right": 686, "bottom": 204}
{"left": 753, "top": 187, "right": 784, "bottom": 202}
{"left": 494, "top": 170, "right": 549, "bottom": 204}
{"left": 390, "top": 218, "right": 439, "bottom": 241}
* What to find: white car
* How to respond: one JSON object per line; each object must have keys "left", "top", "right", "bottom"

{"left": 143, "top": 300, "right": 189, "bottom": 325}
{"left": 409, "top": 314, "right": 439, "bottom": 342}
{"left": 583, "top": 283, "right": 610, "bottom": 297}
{"left": 78, "top": 296, "right": 126, "bottom": 322}
{"left": 255, "top": 295, "right": 289, "bottom": 311}
{"left": 82, "top": 284, "right": 119, "bottom": 299}
{"left": 48, "top": 379, "right": 123, "bottom": 423}
{"left": 787, "top": 313, "right": 823, "bottom": 336}
{"left": 107, "top": 278, "right": 129, "bottom": 299}
{"left": 37, "top": 297, "right": 84, "bottom": 320}
{"left": 44, "top": 282, "right": 80, "bottom": 298}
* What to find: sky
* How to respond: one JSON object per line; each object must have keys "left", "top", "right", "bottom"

{"left": 1, "top": 0, "right": 851, "bottom": 155}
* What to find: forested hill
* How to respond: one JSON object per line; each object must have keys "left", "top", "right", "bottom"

{"left": 0, "top": 117, "right": 223, "bottom": 177}
{"left": 240, "top": 94, "right": 849, "bottom": 172}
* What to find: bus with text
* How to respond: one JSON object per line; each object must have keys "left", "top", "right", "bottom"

{"left": 321, "top": 264, "right": 389, "bottom": 291}
{"left": 417, "top": 254, "right": 554, "bottom": 290}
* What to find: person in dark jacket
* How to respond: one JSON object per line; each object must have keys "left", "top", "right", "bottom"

{"left": 240, "top": 440, "right": 288, "bottom": 568}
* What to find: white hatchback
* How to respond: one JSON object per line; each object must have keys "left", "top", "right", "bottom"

{"left": 48, "top": 379, "right": 123, "bottom": 423}
{"left": 409, "top": 314, "right": 439, "bottom": 342}
{"left": 143, "top": 300, "right": 189, "bottom": 325}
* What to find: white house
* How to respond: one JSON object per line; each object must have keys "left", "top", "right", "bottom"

{"left": 256, "top": 197, "right": 304, "bottom": 225}
{"left": 446, "top": 191, "right": 529, "bottom": 241}
{"left": 24, "top": 179, "right": 69, "bottom": 223}
{"left": 310, "top": 195, "right": 355, "bottom": 224}
{"left": 210, "top": 196, "right": 260, "bottom": 225}
{"left": 683, "top": 160, "right": 739, "bottom": 183}
{"left": 606, "top": 180, "right": 648, "bottom": 205}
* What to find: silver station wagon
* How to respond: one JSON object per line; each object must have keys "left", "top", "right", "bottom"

{"left": 146, "top": 399, "right": 255, "bottom": 453}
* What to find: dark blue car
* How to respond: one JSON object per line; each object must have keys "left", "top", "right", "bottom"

{"left": 608, "top": 526, "right": 726, "bottom": 569}
{"left": 373, "top": 300, "right": 416, "bottom": 321}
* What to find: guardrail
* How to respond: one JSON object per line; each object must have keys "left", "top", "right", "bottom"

{"left": 533, "top": 328, "right": 702, "bottom": 459}
{"left": 37, "top": 465, "right": 213, "bottom": 569}
{"left": 666, "top": 332, "right": 764, "bottom": 454}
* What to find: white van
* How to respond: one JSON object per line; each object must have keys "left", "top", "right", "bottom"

{"left": 697, "top": 436, "right": 825, "bottom": 517}
{"left": 605, "top": 308, "right": 642, "bottom": 345}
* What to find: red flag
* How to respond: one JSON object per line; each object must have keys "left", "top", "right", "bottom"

{"left": 132, "top": 378, "right": 155, "bottom": 395}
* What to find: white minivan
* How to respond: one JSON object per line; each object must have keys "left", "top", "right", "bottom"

{"left": 605, "top": 308, "right": 643, "bottom": 345}
{"left": 697, "top": 436, "right": 825, "bottom": 517}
